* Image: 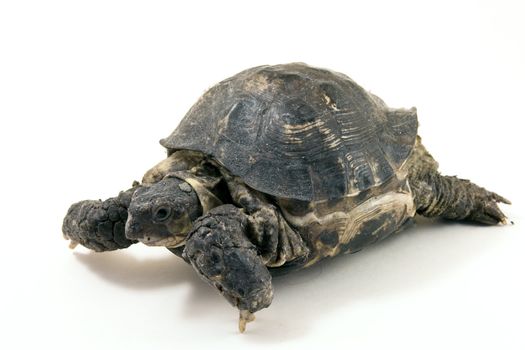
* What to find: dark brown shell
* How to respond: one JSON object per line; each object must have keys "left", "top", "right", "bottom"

{"left": 161, "top": 63, "right": 418, "bottom": 201}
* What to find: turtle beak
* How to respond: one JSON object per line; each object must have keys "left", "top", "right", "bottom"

{"left": 125, "top": 215, "right": 144, "bottom": 240}
{"left": 125, "top": 214, "right": 188, "bottom": 247}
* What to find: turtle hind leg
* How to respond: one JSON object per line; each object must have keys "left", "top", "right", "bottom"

{"left": 407, "top": 138, "right": 510, "bottom": 225}
{"left": 411, "top": 171, "right": 510, "bottom": 225}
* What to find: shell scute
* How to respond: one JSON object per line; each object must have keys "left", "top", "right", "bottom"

{"left": 161, "top": 63, "right": 418, "bottom": 201}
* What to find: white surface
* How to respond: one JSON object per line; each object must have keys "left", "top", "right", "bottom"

{"left": 1, "top": 1, "right": 524, "bottom": 349}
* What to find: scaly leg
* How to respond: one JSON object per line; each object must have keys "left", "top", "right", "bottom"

{"left": 220, "top": 171, "right": 309, "bottom": 267}
{"left": 183, "top": 205, "right": 273, "bottom": 333}
{"left": 62, "top": 186, "right": 139, "bottom": 251}
{"left": 407, "top": 138, "right": 510, "bottom": 224}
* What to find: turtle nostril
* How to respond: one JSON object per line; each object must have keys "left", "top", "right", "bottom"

{"left": 147, "top": 237, "right": 151, "bottom": 241}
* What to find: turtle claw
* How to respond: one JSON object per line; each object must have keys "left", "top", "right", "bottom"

{"left": 68, "top": 240, "right": 79, "bottom": 250}
{"left": 238, "top": 310, "right": 255, "bottom": 333}
{"left": 489, "top": 191, "right": 511, "bottom": 205}
{"left": 469, "top": 190, "right": 510, "bottom": 225}
{"left": 63, "top": 232, "right": 79, "bottom": 249}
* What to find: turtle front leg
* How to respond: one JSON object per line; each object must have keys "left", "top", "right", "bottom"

{"left": 62, "top": 186, "right": 139, "bottom": 251}
{"left": 183, "top": 205, "right": 273, "bottom": 333}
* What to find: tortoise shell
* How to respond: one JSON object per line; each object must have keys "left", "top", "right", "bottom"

{"left": 161, "top": 63, "right": 418, "bottom": 201}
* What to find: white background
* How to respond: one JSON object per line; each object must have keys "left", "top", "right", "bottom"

{"left": 1, "top": 1, "right": 524, "bottom": 349}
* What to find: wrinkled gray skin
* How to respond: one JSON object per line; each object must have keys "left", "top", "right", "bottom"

{"left": 125, "top": 177, "right": 202, "bottom": 246}
{"left": 62, "top": 63, "right": 509, "bottom": 333}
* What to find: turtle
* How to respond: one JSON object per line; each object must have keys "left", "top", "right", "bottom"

{"left": 62, "top": 63, "right": 510, "bottom": 332}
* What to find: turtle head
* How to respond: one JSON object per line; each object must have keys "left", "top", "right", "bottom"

{"left": 125, "top": 176, "right": 202, "bottom": 247}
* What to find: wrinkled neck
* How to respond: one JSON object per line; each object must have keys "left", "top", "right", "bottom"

{"left": 168, "top": 171, "right": 223, "bottom": 214}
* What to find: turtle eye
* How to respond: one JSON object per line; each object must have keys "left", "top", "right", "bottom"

{"left": 154, "top": 206, "right": 171, "bottom": 222}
